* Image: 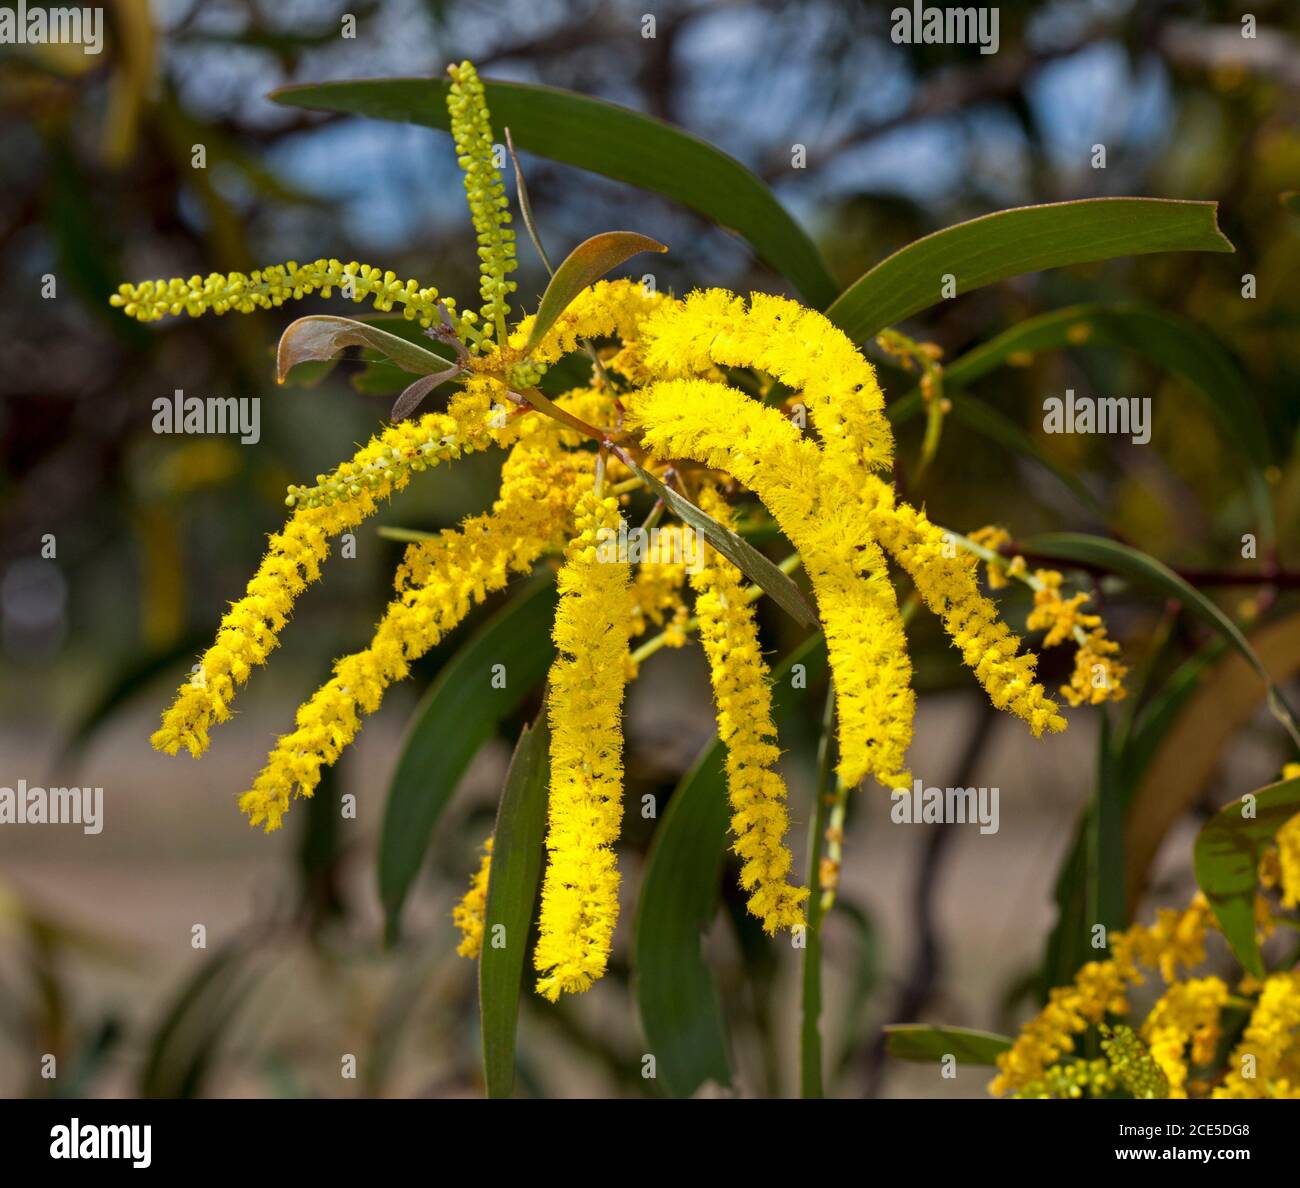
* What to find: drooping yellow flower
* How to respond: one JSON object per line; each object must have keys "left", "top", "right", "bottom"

{"left": 864, "top": 477, "right": 1066, "bottom": 738}
{"left": 534, "top": 490, "right": 634, "bottom": 1001}
{"left": 1276, "top": 762, "right": 1300, "bottom": 909}
{"left": 625, "top": 378, "right": 914, "bottom": 789}
{"left": 628, "top": 524, "right": 690, "bottom": 642}
{"left": 150, "top": 399, "right": 500, "bottom": 759}
{"left": 690, "top": 486, "right": 808, "bottom": 933}
{"left": 636, "top": 288, "right": 894, "bottom": 481}
{"left": 454, "top": 836, "right": 494, "bottom": 959}
{"left": 1141, "top": 977, "right": 1229, "bottom": 1097}
{"left": 1026, "top": 569, "right": 1100, "bottom": 648}
{"left": 1213, "top": 972, "right": 1300, "bottom": 1098}
{"left": 967, "top": 525, "right": 1012, "bottom": 588}
{"left": 447, "top": 60, "right": 517, "bottom": 343}
{"left": 111, "top": 258, "right": 463, "bottom": 329}
{"left": 238, "top": 431, "right": 589, "bottom": 831}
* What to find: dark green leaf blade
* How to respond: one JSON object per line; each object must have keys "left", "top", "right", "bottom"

{"left": 620, "top": 454, "right": 817, "bottom": 629}
{"left": 379, "top": 576, "right": 557, "bottom": 942}
{"left": 1194, "top": 775, "right": 1300, "bottom": 978}
{"left": 884, "top": 1024, "right": 1013, "bottom": 1065}
{"left": 269, "top": 77, "right": 838, "bottom": 307}
{"left": 479, "top": 714, "right": 551, "bottom": 1099}
{"left": 828, "top": 199, "right": 1232, "bottom": 342}
{"left": 526, "top": 231, "right": 665, "bottom": 351}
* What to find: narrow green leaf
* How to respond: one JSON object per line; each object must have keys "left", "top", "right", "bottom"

{"left": 827, "top": 199, "right": 1232, "bottom": 342}
{"left": 526, "top": 231, "right": 665, "bottom": 352}
{"left": 276, "top": 314, "right": 452, "bottom": 382}
{"left": 1023, "top": 533, "right": 1300, "bottom": 749}
{"left": 633, "top": 634, "right": 827, "bottom": 1098}
{"left": 1194, "top": 775, "right": 1300, "bottom": 978}
{"left": 269, "top": 77, "right": 838, "bottom": 307}
{"left": 379, "top": 576, "right": 557, "bottom": 942}
{"left": 890, "top": 303, "right": 1273, "bottom": 535}
{"left": 479, "top": 714, "right": 551, "bottom": 1099}
{"left": 884, "top": 1024, "right": 1013, "bottom": 1065}
{"left": 620, "top": 454, "right": 818, "bottom": 629}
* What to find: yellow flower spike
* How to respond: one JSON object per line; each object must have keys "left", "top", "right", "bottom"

{"left": 1213, "top": 972, "right": 1300, "bottom": 1098}
{"left": 1140, "top": 977, "right": 1229, "bottom": 1097}
{"left": 447, "top": 60, "right": 517, "bottom": 344}
{"left": 454, "top": 837, "right": 494, "bottom": 959}
{"left": 624, "top": 378, "right": 914, "bottom": 789}
{"left": 534, "top": 490, "right": 634, "bottom": 1001}
{"left": 967, "top": 525, "right": 1012, "bottom": 588}
{"left": 151, "top": 403, "right": 499, "bottom": 760}
{"left": 635, "top": 288, "right": 894, "bottom": 480}
{"left": 691, "top": 486, "right": 809, "bottom": 933}
{"left": 629, "top": 525, "right": 690, "bottom": 640}
{"left": 110, "top": 259, "right": 462, "bottom": 329}
{"left": 238, "top": 434, "right": 590, "bottom": 832}
{"left": 863, "top": 476, "right": 1067, "bottom": 739}
{"left": 1276, "top": 762, "right": 1300, "bottom": 909}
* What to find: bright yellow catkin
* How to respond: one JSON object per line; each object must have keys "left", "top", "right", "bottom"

{"left": 1141, "top": 977, "right": 1229, "bottom": 1098}
{"left": 454, "top": 837, "right": 494, "bottom": 958}
{"left": 691, "top": 487, "right": 808, "bottom": 933}
{"left": 864, "top": 476, "right": 1066, "bottom": 737}
{"left": 636, "top": 288, "right": 893, "bottom": 480}
{"left": 238, "top": 433, "right": 589, "bottom": 831}
{"left": 111, "top": 259, "right": 460, "bottom": 328}
{"left": 151, "top": 398, "right": 500, "bottom": 759}
{"left": 625, "top": 378, "right": 914, "bottom": 789}
{"left": 629, "top": 525, "right": 690, "bottom": 642}
{"left": 534, "top": 491, "right": 634, "bottom": 1001}
{"left": 1213, "top": 972, "right": 1300, "bottom": 1098}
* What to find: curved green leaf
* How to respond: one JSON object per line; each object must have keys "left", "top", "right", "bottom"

{"left": 633, "top": 634, "right": 826, "bottom": 1098}
{"left": 828, "top": 198, "right": 1232, "bottom": 342}
{"left": 276, "top": 314, "right": 451, "bottom": 382}
{"left": 379, "top": 575, "right": 557, "bottom": 943}
{"left": 269, "top": 77, "right": 838, "bottom": 307}
{"left": 479, "top": 714, "right": 551, "bottom": 1099}
{"left": 526, "top": 231, "right": 666, "bottom": 351}
{"left": 1194, "top": 775, "right": 1300, "bottom": 978}
{"left": 1023, "top": 532, "right": 1300, "bottom": 749}
{"left": 884, "top": 1024, "right": 1012, "bottom": 1065}
{"left": 890, "top": 303, "right": 1273, "bottom": 534}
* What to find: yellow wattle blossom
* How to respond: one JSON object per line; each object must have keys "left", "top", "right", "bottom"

{"left": 636, "top": 287, "right": 894, "bottom": 481}
{"left": 1275, "top": 762, "right": 1300, "bottom": 909}
{"left": 1141, "top": 977, "right": 1229, "bottom": 1097}
{"left": 111, "top": 258, "right": 461, "bottom": 329}
{"left": 628, "top": 524, "right": 690, "bottom": 642}
{"left": 967, "top": 525, "right": 1012, "bottom": 588}
{"left": 1213, "top": 972, "right": 1300, "bottom": 1099}
{"left": 151, "top": 401, "right": 498, "bottom": 759}
{"left": 447, "top": 60, "right": 516, "bottom": 343}
{"left": 238, "top": 432, "right": 589, "bottom": 831}
{"left": 1026, "top": 569, "right": 1099, "bottom": 648}
{"left": 454, "top": 836, "right": 494, "bottom": 958}
{"left": 864, "top": 477, "right": 1066, "bottom": 738}
{"left": 625, "top": 378, "right": 914, "bottom": 789}
{"left": 690, "top": 486, "right": 808, "bottom": 933}
{"left": 509, "top": 278, "right": 669, "bottom": 374}
{"left": 990, "top": 895, "right": 1212, "bottom": 1095}
{"left": 534, "top": 491, "right": 634, "bottom": 1001}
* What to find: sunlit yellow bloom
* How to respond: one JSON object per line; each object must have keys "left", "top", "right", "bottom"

{"left": 454, "top": 837, "right": 494, "bottom": 958}
{"left": 636, "top": 288, "right": 893, "bottom": 480}
{"left": 629, "top": 525, "right": 690, "bottom": 641}
{"left": 534, "top": 491, "right": 634, "bottom": 1001}
{"left": 1026, "top": 569, "right": 1100, "bottom": 648}
{"left": 1063, "top": 626, "right": 1128, "bottom": 706}
{"left": 151, "top": 403, "right": 497, "bottom": 759}
{"left": 447, "top": 60, "right": 517, "bottom": 341}
{"left": 626, "top": 378, "right": 914, "bottom": 789}
{"left": 864, "top": 477, "right": 1066, "bottom": 738}
{"left": 1141, "top": 977, "right": 1229, "bottom": 1097}
{"left": 690, "top": 487, "right": 808, "bottom": 933}
{"left": 968, "top": 525, "right": 1012, "bottom": 589}
{"left": 111, "top": 258, "right": 461, "bottom": 328}
{"left": 238, "top": 433, "right": 588, "bottom": 831}
{"left": 1275, "top": 763, "right": 1300, "bottom": 910}
{"left": 1213, "top": 972, "right": 1300, "bottom": 1098}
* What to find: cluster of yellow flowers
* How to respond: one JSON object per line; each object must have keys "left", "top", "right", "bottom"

{"left": 120, "top": 60, "right": 1126, "bottom": 1003}
{"left": 994, "top": 823, "right": 1300, "bottom": 1100}
{"left": 968, "top": 526, "right": 1128, "bottom": 706}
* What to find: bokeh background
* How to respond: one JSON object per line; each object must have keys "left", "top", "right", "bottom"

{"left": 2, "top": 0, "right": 1299, "bottom": 1098}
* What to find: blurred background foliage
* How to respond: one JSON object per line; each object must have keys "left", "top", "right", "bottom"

{"left": 1, "top": 0, "right": 1299, "bottom": 1098}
